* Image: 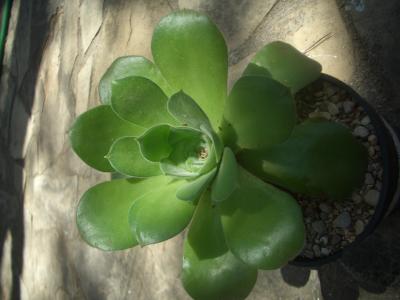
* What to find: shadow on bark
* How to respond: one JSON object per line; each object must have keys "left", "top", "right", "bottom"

{"left": 0, "top": 1, "right": 51, "bottom": 299}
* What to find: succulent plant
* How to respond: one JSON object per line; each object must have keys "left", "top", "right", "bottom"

{"left": 70, "top": 10, "right": 367, "bottom": 300}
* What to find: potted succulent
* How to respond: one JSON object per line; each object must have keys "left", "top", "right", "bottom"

{"left": 69, "top": 10, "right": 379, "bottom": 299}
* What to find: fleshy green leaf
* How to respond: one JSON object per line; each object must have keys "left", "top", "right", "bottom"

{"left": 242, "top": 63, "right": 272, "bottom": 77}
{"left": 99, "top": 56, "right": 173, "bottom": 104}
{"left": 219, "top": 167, "right": 305, "bottom": 269}
{"left": 167, "top": 90, "right": 212, "bottom": 129}
{"left": 111, "top": 76, "right": 177, "bottom": 128}
{"left": 137, "top": 125, "right": 172, "bottom": 162}
{"left": 77, "top": 177, "right": 169, "bottom": 250}
{"left": 69, "top": 105, "right": 145, "bottom": 172}
{"left": 128, "top": 179, "right": 195, "bottom": 245}
{"left": 243, "top": 41, "right": 322, "bottom": 93}
{"left": 106, "top": 137, "right": 162, "bottom": 177}
{"left": 223, "top": 76, "right": 296, "bottom": 150}
{"left": 152, "top": 10, "right": 228, "bottom": 128}
{"left": 176, "top": 168, "right": 217, "bottom": 202}
{"left": 182, "top": 192, "right": 257, "bottom": 300}
{"left": 238, "top": 119, "right": 368, "bottom": 199}
{"left": 211, "top": 147, "right": 238, "bottom": 203}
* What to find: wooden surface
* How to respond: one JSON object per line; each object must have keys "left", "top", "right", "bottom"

{"left": 2, "top": 0, "right": 398, "bottom": 299}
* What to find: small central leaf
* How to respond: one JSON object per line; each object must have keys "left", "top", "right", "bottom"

{"left": 211, "top": 147, "right": 238, "bottom": 203}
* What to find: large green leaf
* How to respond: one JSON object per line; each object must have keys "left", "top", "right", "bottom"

{"left": 223, "top": 76, "right": 296, "bottom": 150}
{"left": 238, "top": 119, "right": 368, "bottom": 200}
{"left": 176, "top": 168, "right": 217, "bottom": 202}
{"left": 211, "top": 147, "right": 238, "bottom": 203}
{"left": 219, "top": 167, "right": 305, "bottom": 270}
{"left": 69, "top": 105, "right": 145, "bottom": 172}
{"left": 137, "top": 125, "right": 172, "bottom": 162}
{"left": 167, "top": 90, "right": 212, "bottom": 129}
{"left": 111, "top": 76, "right": 177, "bottom": 128}
{"left": 128, "top": 179, "right": 195, "bottom": 246}
{"left": 243, "top": 41, "right": 322, "bottom": 93}
{"left": 152, "top": 10, "right": 228, "bottom": 128}
{"left": 77, "top": 177, "right": 169, "bottom": 250}
{"left": 106, "top": 137, "right": 162, "bottom": 177}
{"left": 99, "top": 56, "right": 173, "bottom": 104}
{"left": 182, "top": 192, "right": 257, "bottom": 300}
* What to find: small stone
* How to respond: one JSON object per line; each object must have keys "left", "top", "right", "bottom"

{"left": 309, "top": 111, "right": 331, "bottom": 120}
{"left": 320, "top": 236, "right": 328, "bottom": 246}
{"left": 365, "top": 189, "right": 379, "bottom": 207}
{"left": 321, "top": 248, "right": 331, "bottom": 256}
{"left": 365, "top": 173, "right": 375, "bottom": 185}
{"left": 332, "top": 95, "right": 340, "bottom": 103}
{"left": 319, "top": 203, "right": 332, "bottom": 213}
{"left": 313, "top": 245, "right": 321, "bottom": 257}
{"left": 334, "top": 212, "right": 352, "bottom": 228}
{"left": 353, "top": 126, "right": 369, "bottom": 138}
{"left": 343, "top": 101, "right": 355, "bottom": 113}
{"left": 368, "top": 146, "right": 376, "bottom": 157}
{"left": 320, "top": 212, "right": 329, "bottom": 220}
{"left": 352, "top": 193, "right": 363, "bottom": 204}
{"left": 330, "top": 235, "right": 341, "bottom": 245}
{"left": 327, "top": 103, "right": 339, "bottom": 115}
{"left": 312, "top": 220, "right": 327, "bottom": 234}
{"left": 368, "top": 134, "right": 377, "bottom": 145}
{"left": 360, "top": 116, "right": 371, "bottom": 125}
{"left": 354, "top": 220, "right": 364, "bottom": 235}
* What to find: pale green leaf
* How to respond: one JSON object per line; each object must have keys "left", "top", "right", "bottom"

{"left": 128, "top": 179, "right": 195, "bottom": 245}
{"left": 152, "top": 10, "right": 228, "bottom": 128}
{"left": 182, "top": 191, "right": 257, "bottom": 300}
{"left": 176, "top": 168, "right": 217, "bottom": 201}
{"left": 223, "top": 76, "right": 296, "bottom": 150}
{"left": 99, "top": 56, "right": 173, "bottom": 104}
{"left": 243, "top": 41, "right": 322, "bottom": 93}
{"left": 211, "top": 147, "right": 238, "bottom": 203}
{"left": 111, "top": 76, "right": 177, "bottom": 128}
{"left": 107, "top": 137, "right": 162, "bottom": 177}
{"left": 219, "top": 167, "right": 305, "bottom": 269}
{"left": 69, "top": 105, "right": 145, "bottom": 172}
{"left": 77, "top": 177, "right": 170, "bottom": 250}
{"left": 238, "top": 119, "right": 368, "bottom": 199}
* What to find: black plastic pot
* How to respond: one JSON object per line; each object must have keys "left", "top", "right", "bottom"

{"left": 291, "top": 74, "right": 400, "bottom": 267}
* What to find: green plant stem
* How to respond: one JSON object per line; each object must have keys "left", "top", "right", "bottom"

{"left": 0, "top": 0, "right": 13, "bottom": 76}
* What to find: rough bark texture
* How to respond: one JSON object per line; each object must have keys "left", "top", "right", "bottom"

{"left": 0, "top": 0, "right": 399, "bottom": 299}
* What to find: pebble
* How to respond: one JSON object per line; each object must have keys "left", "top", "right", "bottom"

{"left": 354, "top": 220, "right": 364, "bottom": 235}
{"left": 353, "top": 126, "right": 369, "bottom": 138}
{"left": 327, "top": 103, "right": 339, "bottom": 115}
{"left": 321, "top": 248, "right": 331, "bottom": 256}
{"left": 319, "top": 203, "right": 332, "bottom": 213}
{"left": 312, "top": 220, "right": 327, "bottom": 234}
{"left": 334, "top": 212, "right": 352, "bottom": 228}
{"left": 376, "top": 181, "right": 382, "bottom": 190}
{"left": 309, "top": 111, "right": 331, "bottom": 120}
{"left": 313, "top": 245, "right": 321, "bottom": 257}
{"left": 343, "top": 101, "right": 355, "bottom": 113}
{"left": 368, "top": 134, "right": 377, "bottom": 144}
{"left": 368, "top": 146, "right": 376, "bottom": 157}
{"left": 352, "top": 193, "right": 363, "bottom": 204}
{"left": 364, "top": 189, "right": 379, "bottom": 207}
{"left": 365, "top": 173, "right": 375, "bottom": 185}
{"left": 360, "top": 116, "right": 371, "bottom": 125}
{"left": 320, "top": 236, "right": 329, "bottom": 246}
